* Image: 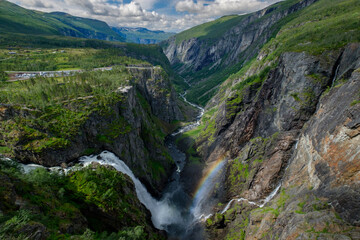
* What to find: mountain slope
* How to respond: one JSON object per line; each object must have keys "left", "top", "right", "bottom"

{"left": 175, "top": 0, "right": 360, "bottom": 239}
{"left": 112, "top": 27, "right": 175, "bottom": 44}
{"left": 0, "top": 0, "right": 124, "bottom": 42}
{"left": 162, "top": 0, "right": 318, "bottom": 105}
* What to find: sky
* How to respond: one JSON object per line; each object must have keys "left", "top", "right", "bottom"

{"left": 8, "top": 0, "right": 282, "bottom": 32}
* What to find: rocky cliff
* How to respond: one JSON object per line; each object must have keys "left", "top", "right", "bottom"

{"left": 198, "top": 42, "right": 360, "bottom": 240}
{"left": 162, "top": 0, "right": 318, "bottom": 105}
{"left": 0, "top": 160, "right": 165, "bottom": 239}
{"left": 0, "top": 67, "right": 184, "bottom": 195}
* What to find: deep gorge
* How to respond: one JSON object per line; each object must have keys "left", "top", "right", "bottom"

{"left": 0, "top": 0, "right": 359, "bottom": 239}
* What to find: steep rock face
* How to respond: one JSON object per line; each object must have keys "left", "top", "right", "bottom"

{"left": 240, "top": 69, "right": 360, "bottom": 240}
{"left": 0, "top": 68, "right": 183, "bottom": 195}
{"left": 162, "top": 0, "right": 318, "bottom": 104}
{"left": 202, "top": 44, "right": 360, "bottom": 239}
{"left": 165, "top": 0, "right": 317, "bottom": 70}
{"left": 128, "top": 67, "right": 184, "bottom": 123}
{"left": 284, "top": 70, "right": 360, "bottom": 226}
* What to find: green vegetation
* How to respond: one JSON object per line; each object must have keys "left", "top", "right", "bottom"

{"left": 225, "top": 215, "right": 249, "bottom": 240}
{"left": 178, "top": 0, "right": 360, "bottom": 106}
{"left": 0, "top": 0, "right": 124, "bottom": 41}
{"left": 0, "top": 70, "right": 8, "bottom": 82}
{"left": 0, "top": 159, "right": 162, "bottom": 239}
{"left": 263, "top": 0, "right": 360, "bottom": 58}
{"left": 295, "top": 201, "right": 306, "bottom": 214}
{"left": 261, "top": 189, "right": 290, "bottom": 218}
{"left": 0, "top": 66, "right": 132, "bottom": 153}
{"left": 174, "top": 15, "right": 247, "bottom": 44}
{"left": 174, "top": 106, "right": 218, "bottom": 162}
{"left": 0, "top": 48, "right": 146, "bottom": 71}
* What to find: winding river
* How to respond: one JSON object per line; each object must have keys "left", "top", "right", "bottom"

{"left": 14, "top": 92, "right": 285, "bottom": 239}
{"left": 16, "top": 93, "right": 228, "bottom": 239}
{"left": 77, "top": 93, "right": 212, "bottom": 239}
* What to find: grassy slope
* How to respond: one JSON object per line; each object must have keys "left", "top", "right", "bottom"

{"left": 174, "top": 15, "right": 247, "bottom": 44}
{"left": 183, "top": 0, "right": 359, "bottom": 106}
{"left": 0, "top": 0, "right": 124, "bottom": 41}
{"left": 229, "top": 0, "right": 360, "bottom": 81}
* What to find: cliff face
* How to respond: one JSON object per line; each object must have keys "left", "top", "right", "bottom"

{"left": 0, "top": 161, "right": 164, "bottom": 239}
{"left": 162, "top": 0, "right": 318, "bottom": 104}
{"left": 0, "top": 67, "right": 183, "bottom": 195}
{"left": 203, "top": 43, "right": 360, "bottom": 239}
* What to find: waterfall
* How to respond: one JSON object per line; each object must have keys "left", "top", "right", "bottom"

{"left": 259, "top": 183, "right": 282, "bottom": 208}
{"left": 78, "top": 151, "right": 184, "bottom": 230}
{"left": 190, "top": 159, "right": 227, "bottom": 220}
{"left": 331, "top": 65, "right": 340, "bottom": 87}
{"left": 220, "top": 183, "right": 282, "bottom": 214}
{"left": 11, "top": 92, "right": 216, "bottom": 239}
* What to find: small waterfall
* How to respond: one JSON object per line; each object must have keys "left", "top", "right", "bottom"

{"left": 331, "top": 65, "right": 340, "bottom": 87}
{"left": 259, "top": 183, "right": 281, "bottom": 208}
{"left": 221, "top": 198, "right": 259, "bottom": 214}
{"left": 220, "top": 183, "right": 282, "bottom": 214}
{"left": 220, "top": 199, "right": 236, "bottom": 214}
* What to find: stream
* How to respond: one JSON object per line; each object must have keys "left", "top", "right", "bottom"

{"left": 18, "top": 93, "right": 211, "bottom": 239}
{"left": 75, "top": 93, "right": 211, "bottom": 239}
{"left": 13, "top": 92, "right": 284, "bottom": 239}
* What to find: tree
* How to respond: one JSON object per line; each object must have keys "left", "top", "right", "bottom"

{"left": 0, "top": 71, "right": 8, "bottom": 82}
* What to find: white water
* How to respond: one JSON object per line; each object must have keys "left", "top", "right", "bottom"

{"left": 7, "top": 92, "right": 223, "bottom": 239}
{"left": 191, "top": 160, "right": 227, "bottom": 220}
{"left": 78, "top": 151, "right": 184, "bottom": 230}
{"left": 259, "top": 183, "right": 282, "bottom": 208}
{"left": 331, "top": 65, "right": 340, "bottom": 87}
{"left": 221, "top": 198, "right": 259, "bottom": 214}
{"left": 172, "top": 92, "right": 205, "bottom": 137}
{"left": 220, "top": 183, "right": 282, "bottom": 214}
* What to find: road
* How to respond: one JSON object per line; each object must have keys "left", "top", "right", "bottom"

{"left": 5, "top": 65, "right": 159, "bottom": 81}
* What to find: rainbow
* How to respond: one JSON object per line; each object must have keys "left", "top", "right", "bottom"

{"left": 190, "top": 157, "right": 226, "bottom": 214}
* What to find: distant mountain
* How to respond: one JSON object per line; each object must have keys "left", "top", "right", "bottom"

{"left": 0, "top": 0, "right": 124, "bottom": 42}
{"left": 112, "top": 27, "right": 175, "bottom": 44}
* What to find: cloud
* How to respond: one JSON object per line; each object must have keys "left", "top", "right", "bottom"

{"left": 133, "top": 0, "right": 159, "bottom": 10}
{"left": 176, "top": 0, "right": 279, "bottom": 17}
{"left": 8, "top": 0, "right": 281, "bottom": 32}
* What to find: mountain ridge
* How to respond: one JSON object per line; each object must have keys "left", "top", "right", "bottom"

{"left": 0, "top": 0, "right": 125, "bottom": 42}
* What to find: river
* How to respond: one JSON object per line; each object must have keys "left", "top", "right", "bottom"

{"left": 16, "top": 93, "right": 227, "bottom": 239}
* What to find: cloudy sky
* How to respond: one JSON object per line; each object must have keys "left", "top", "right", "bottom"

{"left": 8, "top": 0, "right": 281, "bottom": 32}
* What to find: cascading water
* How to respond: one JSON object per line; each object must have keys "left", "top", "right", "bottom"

{"left": 172, "top": 92, "right": 204, "bottom": 137}
{"left": 14, "top": 93, "right": 227, "bottom": 239}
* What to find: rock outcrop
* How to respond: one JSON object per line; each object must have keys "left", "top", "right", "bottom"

{"left": 0, "top": 67, "right": 184, "bottom": 195}
{"left": 202, "top": 43, "right": 360, "bottom": 239}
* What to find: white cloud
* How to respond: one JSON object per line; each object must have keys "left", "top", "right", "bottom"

{"left": 133, "top": 0, "right": 159, "bottom": 10}
{"left": 8, "top": 0, "right": 281, "bottom": 32}
{"left": 176, "top": 0, "right": 279, "bottom": 17}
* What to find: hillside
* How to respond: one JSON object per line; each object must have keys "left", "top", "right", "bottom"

{"left": 112, "top": 27, "right": 175, "bottom": 44}
{"left": 162, "top": 0, "right": 319, "bottom": 105}
{"left": 0, "top": 0, "right": 124, "bottom": 42}
{"left": 174, "top": 0, "right": 360, "bottom": 239}
{"left": 0, "top": 0, "right": 359, "bottom": 239}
